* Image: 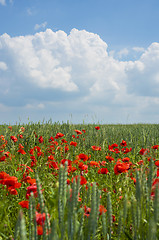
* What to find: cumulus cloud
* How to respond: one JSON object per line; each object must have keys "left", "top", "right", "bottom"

{"left": 116, "top": 48, "right": 129, "bottom": 59}
{"left": 0, "top": 61, "right": 7, "bottom": 70}
{"left": 133, "top": 47, "right": 145, "bottom": 53}
{"left": 34, "top": 21, "right": 47, "bottom": 30}
{"left": 0, "top": 0, "right": 6, "bottom": 6}
{"left": 0, "top": 28, "right": 159, "bottom": 123}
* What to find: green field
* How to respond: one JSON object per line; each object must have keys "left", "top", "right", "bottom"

{"left": 0, "top": 122, "right": 159, "bottom": 239}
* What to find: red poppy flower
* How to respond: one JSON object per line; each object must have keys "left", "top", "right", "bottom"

{"left": 155, "top": 160, "right": 159, "bottom": 167}
{"left": 95, "top": 126, "right": 100, "bottom": 130}
{"left": 10, "top": 136, "right": 18, "bottom": 142}
{"left": 37, "top": 225, "right": 43, "bottom": 235}
{"left": 151, "top": 178, "right": 159, "bottom": 199}
{"left": 89, "top": 161, "right": 100, "bottom": 167}
{"left": 38, "top": 136, "right": 44, "bottom": 143}
{"left": 55, "top": 132, "right": 64, "bottom": 139}
{"left": 18, "top": 200, "right": 29, "bottom": 209}
{"left": 71, "top": 175, "right": 87, "bottom": 185}
{"left": 152, "top": 145, "right": 159, "bottom": 150}
{"left": 84, "top": 205, "right": 91, "bottom": 217}
{"left": 36, "top": 212, "right": 47, "bottom": 226}
{"left": 122, "top": 157, "right": 130, "bottom": 162}
{"left": 74, "top": 130, "right": 82, "bottom": 135}
{"left": 0, "top": 171, "right": 9, "bottom": 179}
{"left": 61, "top": 139, "right": 67, "bottom": 144}
{"left": 17, "top": 148, "right": 26, "bottom": 155}
{"left": 99, "top": 205, "right": 107, "bottom": 215}
{"left": 33, "top": 146, "right": 42, "bottom": 153}
{"left": 109, "top": 143, "right": 118, "bottom": 150}
{"left": 121, "top": 147, "right": 132, "bottom": 154}
{"left": 70, "top": 141, "right": 77, "bottom": 147}
{"left": 49, "top": 136, "right": 54, "bottom": 142}
{"left": 20, "top": 127, "right": 25, "bottom": 132}
{"left": 77, "top": 153, "right": 89, "bottom": 162}
{"left": 106, "top": 155, "right": 114, "bottom": 162}
{"left": 2, "top": 176, "right": 21, "bottom": 189}
{"left": 120, "top": 140, "right": 127, "bottom": 147}
{"left": 61, "top": 159, "right": 72, "bottom": 166}
{"left": 139, "top": 148, "right": 148, "bottom": 155}
{"left": 91, "top": 146, "right": 101, "bottom": 151}
{"left": 65, "top": 145, "right": 69, "bottom": 153}
{"left": 26, "top": 183, "right": 38, "bottom": 199}
{"left": 78, "top": 162, "right": 88, "bottom": 171}
{"left": 67, "top": 166, "right": 77, "bottom": 173}
{"left": 98, "top": 168, "right": 109, "bottom": 174}
{"left": 0, "top": 155, "right": 6, "bottom": 161}
{"left": 8, "top": 188, "right": 18, "bottom": 195}
{"left": 114, "top": 161, "right": 130, "bottom": 175}
{"left": 137, "top": 160, "right": 144, "bottom": 165}
{"left": 48, "top": 161, "right": 59, "bottom": 170}
{"left": 109, "top": 144, "right": 120, "bottom": 153}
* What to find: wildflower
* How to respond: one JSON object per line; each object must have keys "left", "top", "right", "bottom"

{"left": 89, "top": 161, "right": 100, "bottom": 167}
{"left": 10, "top": 136, "right": 18, "bottom": 143}
{"left": 106, "top": 155, "right": 114, "bottom": 162}
{"left": 98, "top": 168, "right": 109, "bottom": 174}
{"left": 26, "top": 183, "right": 38, "bottom": 199}
{"left": 155, "top": 160, "right": 159, "bottom": 167}
{"left": 77, "top": 153, "right": 89, "bottom": 162}
{"left": 120, "top": 140, "right": 127, "bottom": 147}
{"left": 137, "top": 160, "right": 144, "bottom": 165}
{"left": 17, "top": 148, "right": 26, "bottom": 155}
{"left": 18, "top": 201, "right": 29, "bottom": 209}
{"left": 74, "top": 129, "right": 82, "bottom": 135}
{"left": 70, "top": 141, "right": 77, "bottom": 147}
{"left": 37, "top": 225, "right": 43, "bottom": 235}
{"left": 78, "top": 162, "right": 88, "bottom": 171}
{"left": 49, "top": 136, "right": 54, "bottom": 142}
{"left": 38, "top": 136, "right": 44, "bottom": 143}
{"left": 60, "top": 159, "right": 72, "bottom": 166}
{"left": 20, "top": 127, "right": 25, "bottom": 132}
{"left": 151, "top": 178, "right": 159, "bottom": 199}
{"left": 36, "top": 212, "right": 48, "bottom": 226}
{"left": 84, "top": 205, "right": 91, "bottom": 217}
{"left": 99, "top": 205, "right": 107, "bottom": 215}
{"left": 71, "top": 175, "right": 87, "bottom": 185}
{"left": 55, "top": 132, "right": 64, "bottom": 139}
{"left": 122, "top": 157, "right": 130, "bottom": 162}
{"left": 91, "top": 145, "right": 101, "bottom": 151}
{"left": 95, "top": 126, "right": 100, "bottom": 130}
{"left": 121, "top": 147, "right": 132, "bottom": 154}
{"left": 114, "top": 161, "right": 130, "bottom": 175}
{"left": 139, "top": 148, "right": 148, "bottom": 155}
{"left": 152, "top": 145, "right": 159, "bottom": 150}
{"left": 2, "top": 176, "right": 21, "bottom": 189}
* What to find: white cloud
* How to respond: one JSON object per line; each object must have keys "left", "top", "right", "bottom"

{"left": 9, "top": 0, "right": 13, "bottom": 5}
{"left": 0, "top": 0, "right": 6, "bottom": 6}
{"left": 0, "top": 61, "right": 7, "bottom": 70}
{"left": 34, "top": 21, "right": 47, "bottom": 30}
{"left": 27, "top": 8, "right": 33, "bottom": 16}
{"left": 116, "top": 48, "right": 129, "bottom": 59}
{"left": 133, "top": 47, "right": 145, "bottom": 53}
{"left": 0, "top": 28, "right": 159, "bottom": 123}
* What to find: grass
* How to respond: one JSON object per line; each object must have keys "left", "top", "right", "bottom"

{"left": 0, "top": 122, "right": 159, "bottom": 239}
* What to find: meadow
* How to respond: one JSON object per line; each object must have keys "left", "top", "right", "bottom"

{"left": 0, "top": 122, "right": 159, "bottom": 239}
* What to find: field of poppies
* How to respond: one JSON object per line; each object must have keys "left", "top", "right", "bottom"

{"left": 0, "top": 122, "right": 159, "bottom": 240}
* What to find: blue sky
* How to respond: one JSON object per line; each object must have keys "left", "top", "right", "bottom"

{"left": 0, "top": 0, "right": 159, "bottom": 124}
